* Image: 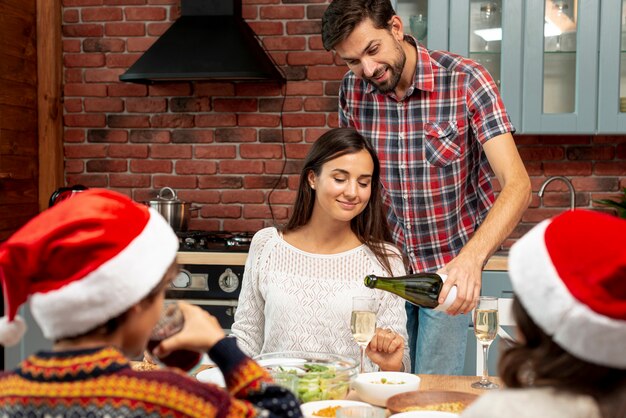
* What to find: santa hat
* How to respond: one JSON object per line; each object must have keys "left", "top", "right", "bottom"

{"left": 0, "top": 189, "right": 178, "bottom": 345}
{"left": 509, "top": 209, "right": 626, "bottom": 369}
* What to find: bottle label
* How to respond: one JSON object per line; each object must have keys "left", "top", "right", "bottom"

{"left": 433, "top": 273, "right": 457, "bottom": 312}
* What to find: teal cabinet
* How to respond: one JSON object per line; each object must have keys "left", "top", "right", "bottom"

{"left": 4, "top": 305, "right": 51, "bottom": 370}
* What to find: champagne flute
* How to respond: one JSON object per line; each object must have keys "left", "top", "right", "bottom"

{"left": 471, "top": 296, "right": 499, "bottom": 389}
{"left": 351, "top": 296, "right": 377, "bottom": 374}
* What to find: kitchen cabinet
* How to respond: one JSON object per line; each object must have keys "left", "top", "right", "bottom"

{"left": 394, "top": 0, "right": 626, "bottom": 134}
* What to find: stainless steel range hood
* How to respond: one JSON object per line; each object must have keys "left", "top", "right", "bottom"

{"left": 119, "top": 0, "right": 285, "bottom": 84}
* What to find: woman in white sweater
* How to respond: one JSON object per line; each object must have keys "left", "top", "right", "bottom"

{"left": 232, "top": 128, "right": 410, "bottom": 372}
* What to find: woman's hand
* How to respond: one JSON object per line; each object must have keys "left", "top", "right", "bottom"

{"left": 152, "top": 302, "right": 225, "bottom": 358}
{"left": 366, "top": 327, "right": 405, "bottom": 371}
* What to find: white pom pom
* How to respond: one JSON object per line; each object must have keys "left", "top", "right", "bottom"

{"left": 0, "top": 315, "right": 27, "bottom": 347}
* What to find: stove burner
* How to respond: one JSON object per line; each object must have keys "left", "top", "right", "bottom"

{"left": 176, "top": 231, "right": 255, "bottom": 252}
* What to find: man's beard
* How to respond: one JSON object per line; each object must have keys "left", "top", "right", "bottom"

{"left": 365, "top": 43, "right": 406, "bottom": 93}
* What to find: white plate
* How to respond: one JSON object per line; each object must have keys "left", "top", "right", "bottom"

{"left": 196, "top": 367, "right": 225, "bottom": 387}
{"left": 300, "top": 400, "right": 371, "bottom": 418}
{"left": 391, "top": 412, "right": 459, "bottom": 418}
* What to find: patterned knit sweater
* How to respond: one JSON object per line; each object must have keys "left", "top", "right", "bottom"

{"left": 232, "top": 227, "right": 411, "bottom": 372}
{"left": 0, "top": 338, "right": 302, "bottom": 418}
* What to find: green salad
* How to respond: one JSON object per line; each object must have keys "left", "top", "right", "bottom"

{"left": 272, "top": 364, "right": 350, "bottom": 402}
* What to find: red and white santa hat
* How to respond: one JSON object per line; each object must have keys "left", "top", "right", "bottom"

{"left": 509, "top": 209, "right": 626, "bottom": 369}
{"left": 0, "top": 189, "right": 178, "bottom": 346}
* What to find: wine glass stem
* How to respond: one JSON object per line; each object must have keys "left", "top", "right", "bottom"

{"left": 480, "top": 343, "right": 491, "bottom": 383}
{"left": 360, "top": 345, "right": 366, "bottom": 373}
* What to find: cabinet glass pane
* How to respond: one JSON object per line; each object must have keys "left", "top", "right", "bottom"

{"left": 621, "top": 0, "right": 626, "bottom": 113}
{"left": 469, "top": 1, "right": 502, "bottom": 88}
{"left": 543, "top": 0, "right": 578, "bottom": 113}
{"left": 396, "top": 0, "right": 428, "bottom": 45}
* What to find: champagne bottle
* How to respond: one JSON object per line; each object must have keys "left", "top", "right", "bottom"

{"left": 364, "top": 273, "right": 456, "bottom": 312}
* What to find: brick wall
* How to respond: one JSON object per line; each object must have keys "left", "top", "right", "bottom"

{"left": 61, "top": 0, "right": 625, "bottom": 244}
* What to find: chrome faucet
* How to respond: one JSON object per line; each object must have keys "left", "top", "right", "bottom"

{"left": 538, "top": 176, "right": 576, "bottom": 210}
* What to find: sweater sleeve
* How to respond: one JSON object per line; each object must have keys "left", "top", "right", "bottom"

{"left": 231, "top": 228, "right": 272, "bottom": 357}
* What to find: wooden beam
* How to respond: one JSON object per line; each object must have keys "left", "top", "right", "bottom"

{"left": 37, "top": 0, "right": 63, "bottom": 212}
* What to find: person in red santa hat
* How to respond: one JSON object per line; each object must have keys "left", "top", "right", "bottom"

{"left": 0, "top": 189, "right": 302, "bottom": 418}
{"left": 462, "top": 210, "right": 626, "bottom": 418}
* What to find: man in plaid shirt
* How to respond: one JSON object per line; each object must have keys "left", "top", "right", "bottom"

{"left": 322, "top": 0, "right": 531, "bottom": 374}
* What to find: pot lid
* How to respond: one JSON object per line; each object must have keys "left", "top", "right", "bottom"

{"left": 148, "top": 187, "right": 186, "bottom": 204}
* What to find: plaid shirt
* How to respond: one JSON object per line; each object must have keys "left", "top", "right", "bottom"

{"left": 339, "top": 37, "right": 514, "bottom": 273}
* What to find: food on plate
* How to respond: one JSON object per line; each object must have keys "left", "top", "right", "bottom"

{"left": 312, "top": 405, "right": 341, "bottom": 417}
{"left": 372, "top": 377, "right": 405, "bottom": 384}
{"left": 130, "top": 361, "right": 159, "bottom": 372}
{"left": 273, "top": 363, "right": 349, "bottom": 403}
{"left": 402, "top": 401, "right": 466, "bottom": 413}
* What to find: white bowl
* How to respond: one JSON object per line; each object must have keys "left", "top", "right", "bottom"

{"left": 300, "top": 400, "right": 371, "bottom": 418}
{"left": 391, "top": 412, "right": 459, "bottom": 418}
{"left": 352, "top": 372, "right": 421, "bottom": 407}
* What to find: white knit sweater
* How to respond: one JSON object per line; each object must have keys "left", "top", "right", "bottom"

{"left": 232, "top": 227, "right": 411, "bottom": 372}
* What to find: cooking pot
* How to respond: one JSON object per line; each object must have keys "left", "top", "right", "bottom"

{"left": 145, "top": 187, "right": 199, "bottom": 232}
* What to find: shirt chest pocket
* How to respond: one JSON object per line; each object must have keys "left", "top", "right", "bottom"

{"left": 423, "top": 121, "right": 465, "bottom": 167}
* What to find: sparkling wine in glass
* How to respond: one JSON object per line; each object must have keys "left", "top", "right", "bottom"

{"left": 351, "top": 296, "right": 377, "bottom": 373}
{"left": 472, "top": 296, "right": 499, "bottom": 389}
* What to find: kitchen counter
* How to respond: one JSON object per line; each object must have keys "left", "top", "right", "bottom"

{"left": 483, "top": 254, "right": 508, "bottom": 271}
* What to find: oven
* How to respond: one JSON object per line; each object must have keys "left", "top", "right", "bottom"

{"left": 166, "top": 231, "right": 252, "bottom": 333}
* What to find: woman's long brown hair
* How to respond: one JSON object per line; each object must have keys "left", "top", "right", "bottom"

{"left": 284, "top": 127, "right": 400, "bottom": 275}
{"left": 499, "top": 297, "right": 626, "bottom": 418}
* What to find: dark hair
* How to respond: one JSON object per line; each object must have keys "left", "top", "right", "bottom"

{"left": 322, "top": 0, "right": 396, "bottom": 51}
{"left": 284, "top": 127, "right": 400, "bottom": 275}
{"left": 499, "top": 297, "right": 626, "bottom": 418}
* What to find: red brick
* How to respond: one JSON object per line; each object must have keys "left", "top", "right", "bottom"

{"left": 309, "top": 35, "right": 324, "bottom": 50}
{"left": 287, "top": 51, "right": 333, "bottom": 66}
{"left": 151, "top": 144, "right": 192, "bottom": 159}
{"left": 572, "top": 177, "right": 620, "bottom": 192}
{"left": 64, "top": 9, "right": 80, "bottom": 23}
{"left": 543, "top": 161, "right": 592, "bottom": 176}
{"left": 88, "top": 129, "right": 128, "bottom": 143}
{"left": 110, "top": 173, "right": 151, "bottom": 187}
{"left": 285, "top": 143, "right": 311, "bottom": 158}
{"left": 240, "top": 144, "right": 283, "bottom": 159}
{"left": 172, "top": 130, "right": 214, "bottom": 143}
{"left": 108, "top": 115, "right": 150, "bottom": 128}
{"left": 213, "top": 98, "right": 258, "bottom": 112}
{"left": 198, "top": 176, "right": 242, "bottom": 189}
{"left": 263, "top": 36, "right": 306, "bottom": 51}
{"left": 65, "top": 129, "right": 86, "bottom": 143}
{"left": 268, "top": 190, "right": 296, "bottom": 204}
{"left": 522, "top": 161, "right": 542, "bottom": 176}
{"left": 234, "top": 83, "right": 283, "bottom": 96}
{"left": 107, "top": 83, "right": 147, "bottom": 97}
{"left": 593, "top": 135, "right": 626, "bottom": 144}
{"left": 223, "top": 219, "right": 265, "bottom": 232}
{"left": 86, "top": 159, "right": 127, "bottom": 172}
{"left": 174, "top": 191, "right": 219, "bottom": 205}
{"left": 108, "top": 144, "right": 148, "bottom": 158}
{"left": 269, "top": 52, "right": 287, "bottom": 65}
{"left": 285, "top": 81, "right": 323, "bottom": 96}
{"left": 215, "top": 128, "right": 257, "bottom": 143}
{"left": 287, "top": 175, "right": 300, "bottom": 189}
{"left": 65, "top": 144, "right": 108, "bottom": 158}
{"left": 84, "top": 97, "right": 124, "bottom": 112}
{"left": 244, "top": 176, "right": 287, "bottom": 189}
{"left": 518, "top": 147, "right": 565, "bottom": 161}
{"left": 242, "top": 5, "right": 257, "bottom": 19}
{"left": 594, "top": 162, "right": 626, "bottom": 175}
{"left": 260, "top": 5, "right": 304, "bottom": 19}
{"left": 219, "top": 160, "right": 264, "bottom": 174}
{"left": 617, "top": 143, "right": 626, "bottom": 158}
{"left": 64, "top": 69, "right": 82, "bottom": 83}
{"left": 125, "top": 7, "right": 167, "bottom": 20}
{"left": 63, "top": 40, "right": 82, "bottom": 53}
{"left": 286, "top": 20, "right": 320, "bottom": 35}
{"left": 304, "top": 97, "right": 338, "bottom": 112}
{"left": 82, "top": 7, "right": 123, "bottom": 21}
{"left": 63, "top": 24, "right": 104, "bottom": 38}
{"left": 106, "top": 53, "right": 143, "bottom": 67}
{"left": 83, "top": 38, "right": 125, "bottom": 52}
{"left": 175, "top": 161, "right": 218, "bottom": 175}
{"left": 238, "top": 114, "right": 280, "bottom": 127}
{"left": 522, "top": 208, "right": 565, "bottom": 222}
{"left": 129, "top": 130, "right": 170, "bottom": 143}
{"left": 64, "top": 0, "right": 103, "bottom": 5}
{"left": 65, "top": 160, "right": 84, "bottom": 173}
{"left": 153, "top": 175, "right": 198, "bottom": 189}
{"left": 538, "top": 192, "right": 587, "bottom": 208}
{"left": 64, "top": 53, "right": 105, "bottom": 67}
{"left": 541, "top": 135, "right": 592, "bottom": 145}
{"left": 126, "top": 97, "right": 167, "bottom": 113}
{"left": 127, "top": 37, "right": 157, "bottom": 52}
{"left": 147, "top": 22, "right": 171, "bottom": 36}
{"left": 195, "top": 83, "right": 235, "bottom": 96}
{"left": 195, "top": 145, "right": 237, "bottom": 159}
{"left": 200, "top": 205, "right": 242, "bottom": 218}
{"left": 283, "top": 113, "right": 325, "bottom": 127}
{"left": 105, "top": 22, "right": 146, "bottom": 36}
{"left": 514, "top": 135, "right": 541, "bottom": 145}
{"left": 66, "top": 174, "right": 108, "bottom": 187}
{"left": 304, "top": 128, "right": 331, "bottom": 142}
{"left": 169, "top": 97, "right": 211, "bottom": 112}
{"left": 325, "top": 81, "right": 341, "bottom": 96}
{"left": 64, "top": 98, "right": 83, "bottom": 112}
{"left": 244, "top": 204, "right": 288, "bottom": 219}
{"left": 566, "top": 146, "right": 614, "bottom": 160}
{"left": 130, "top": 160, "right": 172, "bottom": 173}
{"left": 259, "top": 128, "right": 303, "bottom": 143}
{"left": 85, "top": 68, "right": 125, "bottom": 82}
{"left": 148, "top": 83, "right": 191, "bottom": 96}
{"left": 307, "top": 4, "right": 327, "bottom": 19}
{"left": 248, "top": 21, "right": 284, "bottom": 36}
{"left": 307, "top": 65, "right": 349, "bottom": 80}
{"left": 222, "top": 190, "right": 265, "bottom": 203}
{"left": 151, "top": 114, "right": 194, "bottom": 128}
{"left": 259, "top": 98, "right": 303, "bottom": 112}
{"left": 266, "top": 160, "right": 303, "bottom": 174}
{"left": 64, "top": 114, "right": 107, "bottom": 127}
{"left": 188, "top": 219, "right": 221, "bottom": 230}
